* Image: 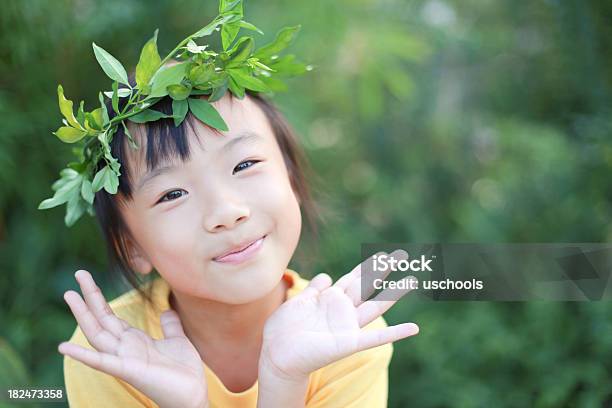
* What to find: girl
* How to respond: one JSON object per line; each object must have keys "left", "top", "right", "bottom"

{"left": 57, "top": 57, "right": 419, "bottom": 408}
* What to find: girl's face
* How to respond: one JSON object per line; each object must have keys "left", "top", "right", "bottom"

{"left": 118, "top": 94, "right": 302, "bottom": 304}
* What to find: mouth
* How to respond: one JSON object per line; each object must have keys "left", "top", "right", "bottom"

{"left": 213, "top": 234, "right": 267, "bottom": 265}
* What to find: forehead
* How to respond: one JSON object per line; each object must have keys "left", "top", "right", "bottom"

{"left": 123, "top": 94, "right": 274, "bottom": 178}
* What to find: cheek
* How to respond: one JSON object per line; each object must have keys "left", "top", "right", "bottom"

{"left": 258, "top": 165, "right": 302, "bottom": 245}
{"left": 282, "top": 192, "right": 302, "bottom": 253}
{"left": 138, "top": 212, "right": 197, "bottom": 268}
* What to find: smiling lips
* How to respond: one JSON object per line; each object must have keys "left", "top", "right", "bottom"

{"left": 213, "top": 235, "right": 266, "bottom": 264}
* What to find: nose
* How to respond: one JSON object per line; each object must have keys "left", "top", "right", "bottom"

{"left": 202, "top": 191, "right": 250, "bottom": 233}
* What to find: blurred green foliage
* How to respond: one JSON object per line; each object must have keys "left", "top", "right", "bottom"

{"left": 1, "top": 0, "right": 611, "bottom": 406}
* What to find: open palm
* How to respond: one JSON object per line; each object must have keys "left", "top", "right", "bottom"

{"left": 59, "top": 270, "right": 207, "bottom": 408}
{"left": 260, "top": 251, "right": 419, "bottom": 380}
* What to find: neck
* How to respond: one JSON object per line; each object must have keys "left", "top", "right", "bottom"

{"left": 168, "top": 274, "right": 289, "bottom": 347}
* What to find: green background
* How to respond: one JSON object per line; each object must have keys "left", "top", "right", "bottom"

{"left": 1, "top": 0, "right": 611, "bottom": 406}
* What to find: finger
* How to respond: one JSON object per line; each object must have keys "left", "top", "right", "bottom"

{"left": 332, "top": 262, "right": 362, "bottom": 292}
{"left": 356, "top": 323, "right": 419, "bottom": 352}
{"left": 300, "top": 273, "right": 333, "bottom": 299}
{"left": 63, "top": 290, "right": 119, "bottom": 353}
{"left": 75, "top": 270, "right": 129, "bottom": 337}
{"left": 346, "top": 249, "right": 409, "bottom": 307}
{"left": 160, "top": 310, "right": 186, "bottom": 339}
{"left": 58, "top": 341, "right": 126, "bottom": 379}
{"left": 333, "top": 251, "right": 393, "bottom": 292}
{"left": 356, "top": 276, "right": 418, "bottom": 327}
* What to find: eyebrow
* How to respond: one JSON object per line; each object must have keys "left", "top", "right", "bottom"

{"left": 220, "top": 131, "right": 263, "bottom": 153}
{"left": 135, "top": 131, "right": 264, "bottom": 192}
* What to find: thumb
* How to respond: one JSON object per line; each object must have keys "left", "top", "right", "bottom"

{"left": 300, "top": 273, "right": 333, "bottom": 299}
{"left": 160, "top": 309, "right": 186, "bottom": 339}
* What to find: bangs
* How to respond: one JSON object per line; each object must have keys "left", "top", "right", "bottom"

{"left": 107, "top": 95, "right": 223, "bottom": 199}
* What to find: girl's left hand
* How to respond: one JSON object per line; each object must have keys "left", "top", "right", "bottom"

{"left": 259, "top": 251, "right": 419, "bottom": 382}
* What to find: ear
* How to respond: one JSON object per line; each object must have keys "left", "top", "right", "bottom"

{"left": 124, "top": 239, "right": 153, "bottom": 276}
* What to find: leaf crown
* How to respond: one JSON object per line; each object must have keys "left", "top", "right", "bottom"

{"left": 38, "top": 0, "right": 311, "bottom": 227}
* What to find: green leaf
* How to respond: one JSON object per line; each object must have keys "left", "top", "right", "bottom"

{"left": 188, "top": 98, "right": 228, "bottom": 131}
{"left": 122, "top": 121, "right": 139, "bottom": 149}
{"left": 80, "top": 179, "right": 95, "bottom": 204}
{"left": 248, "top": 58, "right": 275, "bottom": 72}
{"left": 92, "top": 165, "right": 119, "bottom": 194}
{"left": 208, "top": 78, "right": 229, "bottom": 102}
{"left": 53, "top": 126, "right": 88, "bottom": 143}
{"left": 128, "top": 109, "right": 173, "bottom": 123}
{"left": 238, "top": 20, "right": 264, "bottom": 35}
{"left": 84, "top": 115, "right": 100, "bottom": 134}
{"left": 138, "top": 97, "right": 162, "bottom": 109}
{"left": 220, "top": 0, "right": 242, "bottom": 13}
{"left": 168, "top": 83, "right": 192, "bottom": 100}
{"left": 60, "top": 168, "right": 80, "bottom": 179}
{"left": 108, "top": 155, "right": 121, "bottom": 174}
{"left": 97, "top": 128, "right": 110, "bottom": 147}
{"left": 190, "top": 89, "right": 212, "bottom": 95}
{"left": 38, "top": 196, "right": 65, "bottom": 210}
{"left": 226, "top": 37, "right": 254, "bottom": 67}
{"left": 222, "top": 20, "right": 242, "bottom": 51}
{"left": 267, "top": 54, "right": 308, "bottom": 76}
{"left": 172, "top": 99, "right": 189, "bottom": 127}
{"left": 92, "top": 42, "right": 129, "bottom": 85}
{"left": 65, "top": 193, "right": 87, "bottom": 227}
{"left": 149, "top": 62, "right": 189, "bottom": 97}
{"left": 104, "top": 171, "right": 119, "bottom": 194}
{"left": 188, "top": 63, "right": 215, "bottom": 85}
{"left": 39, "top": 171, "right": 83, "bottom": 209}
{"left": 253, "top": 25, "right": 301, "bottom": 60}
{"left": 136, "top": 29, "right": 162, "bottom": 93}
{"left": 193, "top": 14, "right": 236, "bottom": 38}
{"left": 228, "top": 75, "right": 245, "bottom": 98}
{"left": 76, "top": 101, "right": 86, "bottom": 127}
{"left": 228, "top": 68, "right": 269, "bottom": 92}
{"left": 88, "top": 108, "right": 104, "bottom": 130}
{"left": 112, "top": 81, "right": 119, "bottom": 114}
{"left": 57, "top": 85, "right": 84, "bottom": 130}
{"left": 103, "top": 88, "right": 131, "bottom": 98}
{"left": 51, "top": 168, "right": 79, "bottom": 192}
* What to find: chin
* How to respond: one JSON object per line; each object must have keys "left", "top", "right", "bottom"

{"left": 208, "top": 259, "right": 287, "bottom": 305}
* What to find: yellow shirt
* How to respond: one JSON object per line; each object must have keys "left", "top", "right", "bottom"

{"left": 64, "top": 269, "right": 393, "bottom": 407}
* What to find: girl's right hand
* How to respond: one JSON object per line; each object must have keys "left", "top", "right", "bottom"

{"left": 59, "top": 270, "right": 208, "bottom": 408}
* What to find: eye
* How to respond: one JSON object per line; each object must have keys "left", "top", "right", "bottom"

{"left": 233, "top": 159, "right": 261, "bottom": 174}
{"left": 156, "top": 189, "right": 187, "bottom": 204}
